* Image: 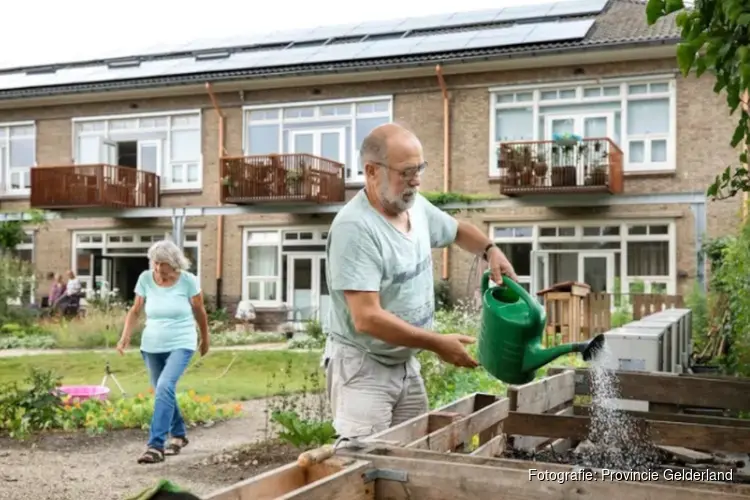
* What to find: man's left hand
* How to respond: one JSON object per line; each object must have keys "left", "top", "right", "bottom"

{"left": 487, "top": 246, "right": 518, "bottom": 283}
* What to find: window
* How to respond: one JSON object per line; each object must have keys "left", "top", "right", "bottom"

{"left": 72, "top": 230, "right": 201, "bottom": 293}
{"left": 0, "top": 123, "right": 36, "bottom": 196}
{"left": 7, "top": 231, "right": 35, "bottom": 305}
{"left": 244, "top": 97, "right": 392, "bottom": 183}
{"left": 73, "top": 111, "right": 202, "bottom": 190}
{"left": 244, "top": 231, "right": 281, "bottom": 304}
{"left": 489, "top": 221, "right": 676, "bottom": 298}
{"left": 490, "top": 78, "right": 675, "bottom": 176}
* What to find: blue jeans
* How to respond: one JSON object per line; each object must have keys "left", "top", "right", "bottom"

{"left": 141, "top": 349, "right": 194, "bottom": 450}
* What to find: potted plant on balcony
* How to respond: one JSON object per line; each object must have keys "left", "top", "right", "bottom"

{"left": 585, "top": 163, "right": 608, "bottom": 186}
{"left": 551, "top": 143, "right": 578, "bottom": 187}
{"left": 221, "top": 174, "right": 240, "bottom": 198}
{"left": 533, "top": 152, "right": 548, "bottom": 177}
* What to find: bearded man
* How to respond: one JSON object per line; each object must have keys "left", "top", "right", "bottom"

{"left": 324, "top": 123, "right": 517, "bottom": 441}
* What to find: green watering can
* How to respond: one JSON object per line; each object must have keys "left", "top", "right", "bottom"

{"left": 477, "top": 270, "right": 606, "bottom": 385}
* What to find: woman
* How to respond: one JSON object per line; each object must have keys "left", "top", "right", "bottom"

{"left": 47, "top": 273, "right": 66, "bottom": 309}
{"left": 116, "top": 239, "right": 210, "bottom": 465}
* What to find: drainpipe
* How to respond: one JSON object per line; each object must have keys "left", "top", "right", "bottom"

{"left": 206, "top": 82, "right": 227, "bottom": 309}
{"left": 435, "top": 65, "right": 451, "bottom": 280}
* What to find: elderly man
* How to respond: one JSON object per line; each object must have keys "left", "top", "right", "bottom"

{"left": 324, "top": 123, "right": 517, "bottom": 441}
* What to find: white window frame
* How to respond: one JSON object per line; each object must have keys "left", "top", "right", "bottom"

{"left": 242, "top": 226, "right": 329, "bottom": 307}
{"left": 488, "top": 75, "right": 677, "bottom": 177}
{"left": 71, "top": 110, "right": 203, "bottom": 191}
{"left": 489, "top": 219, "right": 677, "bottom": 300}
{"left": 71, "top": 229, "right": 201, "bottom": 291}
{"left": 0, "top": 121, "right": 37, "bottom": 197}
{"left": 243, "top": 96, "right": 393, "bottom": 185}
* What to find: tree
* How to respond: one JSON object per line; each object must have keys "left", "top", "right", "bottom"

{"left": 646, "top": 0, "right": 750, "bottom": 200}
{"left": 0, "top": 209, "right": 46, "bottom": 252}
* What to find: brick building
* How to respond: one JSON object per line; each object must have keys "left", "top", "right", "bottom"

{"left": 0, "top": 0, "right": 739, "bottom": 324}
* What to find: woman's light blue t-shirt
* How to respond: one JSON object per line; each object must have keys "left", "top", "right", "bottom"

{"left": 135, "top": 270, "right": 200, "bottom": 354}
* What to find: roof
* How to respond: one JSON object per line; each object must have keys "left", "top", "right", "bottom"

{"left": 0, "top": 0, "right": 681, "bottom": 101}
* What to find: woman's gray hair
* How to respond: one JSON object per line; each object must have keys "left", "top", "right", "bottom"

{"left": 147, "top": 239, "right": 191, "bottom": 271}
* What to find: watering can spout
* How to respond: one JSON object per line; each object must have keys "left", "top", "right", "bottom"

{"left": 520, "top": 333, "right": 607, "bottom": 373}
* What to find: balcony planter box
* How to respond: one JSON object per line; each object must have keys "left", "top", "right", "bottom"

{"left": 585, "top": 166, "right": 608, "bottom": 186}
{"left": 551, "top": 166, "right": 576, "bottom": 187}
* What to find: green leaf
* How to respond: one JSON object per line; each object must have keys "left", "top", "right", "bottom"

{"left": 677, "top": 43, "right": 698, "bottom": 74}
{"left": 739, "top": 13, "right": 750, "bottom": 26}
{"left": 664, "top": 0, "right": 684, "bottom": 16}
{"left": 646, "top": 0, "right": 666, "bottom": 25}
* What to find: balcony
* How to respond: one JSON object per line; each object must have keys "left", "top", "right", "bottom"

{"left": 30, "top": 164, "right": 160, "bottom": 209}
{"left": 220, "top": 154, "right": 345, "bottom": 205}
{"left": 496, "top": 138, "right": 624, "bottom": 196}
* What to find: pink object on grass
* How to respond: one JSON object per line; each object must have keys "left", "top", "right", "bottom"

{"left": 58, "top": 385, "right": 110, "bottom": 403}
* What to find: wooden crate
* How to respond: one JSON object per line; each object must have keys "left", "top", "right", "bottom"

{"left": 206, "top": 371, "right": 750, "bottom": 499}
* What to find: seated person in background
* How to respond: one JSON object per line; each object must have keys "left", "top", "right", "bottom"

{"left": 48, "top": 273, "right": 66, "bottom": 307}
{"left": 54, "top": 270, "right": 82, "bottom": 312}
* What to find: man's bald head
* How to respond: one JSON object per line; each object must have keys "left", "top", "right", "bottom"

{"left": 359, "top": 123, "right": 419, "bottom": 166}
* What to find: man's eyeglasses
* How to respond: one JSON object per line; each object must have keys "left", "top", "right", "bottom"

{"left": 373, "top": 161, "right": 428, "bottom": 180}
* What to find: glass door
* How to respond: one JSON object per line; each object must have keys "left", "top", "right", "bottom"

{"left": 578, "top": 252, "right": 615, "bottom": 293}
{"left": 288, "top": 255, "right": 315, "bottom": 322}
{"left": 290, "top": 129, "right": 346, "bottom": 161}
{"left": 286, "top": 254, "right": 329, "bottom": 326}
{"left": 530, "top": 250, "right": 550, "bottom": 300}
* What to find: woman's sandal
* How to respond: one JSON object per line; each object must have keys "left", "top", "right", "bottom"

{"left": 164, "top": 436, "right": 190, "bottom": 456}
{"left": 137, "top": 447, "right": 165, "bottom": 464}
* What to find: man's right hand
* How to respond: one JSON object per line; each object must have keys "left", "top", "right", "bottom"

{"left": 433, "top": 334, "right": 479, "bottom": 368}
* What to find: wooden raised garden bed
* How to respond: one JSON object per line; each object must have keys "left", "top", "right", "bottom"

{"left": 206, "top": 369, "right": 750, "bottom": 499}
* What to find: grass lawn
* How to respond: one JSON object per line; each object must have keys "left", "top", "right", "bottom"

{"left": 0, "top": 349, "right": 324, "bottom": 402}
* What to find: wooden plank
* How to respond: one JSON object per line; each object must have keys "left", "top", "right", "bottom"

{"left": 406, "top": 398, "right": 510, "bottom": 452}
{"left": 348, "top": 453, "right": 749, "bottom": 500}
{"left": 504, "top": 412, "right": 750, "bottom": 454}
{"left": 469, "top": 434, "right": 506, "bottom": 457}
{"left": 354, "top": 447, "right": 750, "bottom": 496}
{"left": 205, "top": 460, "right": 373, "bottom": 500}
{"left": 507, "top": 369, "right": 575, "bottom": 450}
{"left": 508, "top": 369, "right": 575, "bottom": 413}
{"left": 547, "top": 367, "right": 750, "bottom": 411}
{"left": 365, "top": 393, "right": 478, "bottom": 445}
{"left": 656, "top": 445, "right": 713, "bottom": 463}
{"left": 574, "top": 404, "right": 750, "bottom": 428}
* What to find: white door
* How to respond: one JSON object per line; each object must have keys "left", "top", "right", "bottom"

{"left": 530, "top": 250, "right": 550, "bottom": 300}
{"left": 102, "top": 140, "right": 118, "bottom": 165}
{"left": 289, "top": 129, "right": 346, "bottom": 162}
{"left": 578, "top": 252, "right": 615, "bottom": 293}
{"left": 287, "top": 254, "right": 328, "bottom": 324}
{"left": 545, "top": 113, "right": 615, "bottom": 183}
{"left": 137, "top": 140, "right": 162, "bottom": 174}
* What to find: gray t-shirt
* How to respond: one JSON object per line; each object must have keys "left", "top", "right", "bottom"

{"left": 325, "top": 189, "right": 458, "bottom": 365}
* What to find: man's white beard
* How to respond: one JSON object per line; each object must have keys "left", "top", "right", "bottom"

{"left": 378, "top": 179, "right": 417, "bottom": 214}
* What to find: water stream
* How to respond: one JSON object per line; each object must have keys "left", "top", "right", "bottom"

{"left": 577, "top": 343, "right": 661, "bottom": 471}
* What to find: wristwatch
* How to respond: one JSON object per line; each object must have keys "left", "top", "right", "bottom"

{"left": 482, "top": 242, "right": 496, "bottom": 262}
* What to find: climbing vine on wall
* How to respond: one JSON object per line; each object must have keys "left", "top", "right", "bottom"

{"left": 421, "top": 191, "right": 495, "bottom": 215}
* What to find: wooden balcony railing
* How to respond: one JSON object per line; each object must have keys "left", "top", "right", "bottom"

{"left": 220, "top": 153, "right": 345, "bottom": 205}
{"left": 496, "top": 137, "right": 624, "bottom": 196}
{"left": 30, "top": 164, "right": 160, "bottom": 209}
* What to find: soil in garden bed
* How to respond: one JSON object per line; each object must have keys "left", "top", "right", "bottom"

{"left": 184, "top": 439, "right": 313, "bottom": 486}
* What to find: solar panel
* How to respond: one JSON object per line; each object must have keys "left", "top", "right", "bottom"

{"left": 347, "top": 19, "right": 410, "bottom": 38}
{"left": 353, "top": 38, "right": 422, "bottom": 59}
{"left": 522, "top": 19, "right": 595, "bottom": 45}
{"left": 303, "top": 43, "right": 369, "bottom": 64}
{"left": 198, "top": 51, "right": 276, "bottom": 72}
{"left": 546, "top": 0, "right": 608, "bottom": 18}
{"left": 397, "top": 14, "right": 456, "bottom": 33}
{"left": 307, "top": 24, "right": 359, "bottom": 40}
{"left": 443, "top": 9, "right": 506, "bottom": 27}
{"left": 494, "top": 3, "right": 556, "bottom": 22}
{"left": 462, "top": 26, "right": 536, "bottom": 51}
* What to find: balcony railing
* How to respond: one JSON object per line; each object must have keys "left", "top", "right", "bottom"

{"left": 496, "top": 138, "right": 624, "bottom": 196}
{"left": 220, "top": 153, "right": 345, "bottom": 205}
{"left": 30, "top": 164, "right": 160, "bottom": 209}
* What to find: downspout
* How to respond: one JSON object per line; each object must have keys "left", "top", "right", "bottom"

{"left": 435, "top": 65, "right": 451, "bottom": 280}
{"left": 206, "top": 82, "right": 227, "bottom": 309}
